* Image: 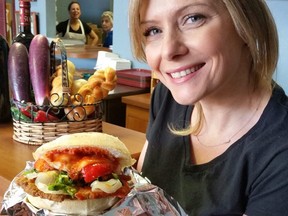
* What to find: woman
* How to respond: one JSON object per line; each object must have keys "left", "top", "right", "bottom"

{"left": 129, "top": 0, "right": 288, "bottom": 215}
{"left": 101, "top": 11, "right": 113, "bottom": 48}
{"left": 56, "top": 1, "right": 98, "bottom": 45}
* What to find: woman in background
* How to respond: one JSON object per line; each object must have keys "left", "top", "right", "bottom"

{"left": 129, "top": 0, "right": 288, "bottom": 215}
{"left": 56, "top": 1, "right": 98, "bottom": 45}
{"left": 101, "top": 11, "right": 113, "bottom": 48}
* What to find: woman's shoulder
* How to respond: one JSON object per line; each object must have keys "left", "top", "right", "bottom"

{"left": 57, "top": 19, "right": 69, "bottom": 26}
{"left": 263, "top": 84, "right": 288, "bottom": 125}
{"left": 56, "top": 19, "right": 69, "bottom": 30}
{"left": 272, "top": 83, "right": 288, "bottom": 106}
{"left": 107, "top": 30, "right": 113, "bottom": 36}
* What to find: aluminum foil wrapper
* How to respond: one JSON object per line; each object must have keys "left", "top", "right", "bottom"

{"left": 103, "top": 169, "right": 188, "bottom": 216}
{"left": 1, "top": 162, "right": 187, "bottom": 216}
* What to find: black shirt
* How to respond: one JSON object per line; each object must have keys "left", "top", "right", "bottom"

{"left": 143, "top": 82, "right": 288, "bottom": 215}
{"left": 56, "top": 19, "right": 92, "bottom": 37}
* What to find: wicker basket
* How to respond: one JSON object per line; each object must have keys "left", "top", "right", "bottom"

{"left": 11, "top": 99, "right": 103, "bottom": 145}
{"left": 11, "top": 39, "right": 103, "bottom": 145}
{"left": 12, "top": 118, "right": 102, "bottom": 145}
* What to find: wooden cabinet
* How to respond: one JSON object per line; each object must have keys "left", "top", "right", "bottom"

{"left": 103, "top": 85, "right": 149, "bottom": 127}
{"left": 122, "top": 93, "right": 150, "bottom": 133}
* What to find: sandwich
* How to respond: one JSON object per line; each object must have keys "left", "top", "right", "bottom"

{"left": 15, "top": 132, "right": 136, "bottom": 215}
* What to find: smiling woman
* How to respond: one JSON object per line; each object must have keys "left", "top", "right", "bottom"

{"left": 56, "top": 1, "right": 99, "bottom": 45}
{"left": 129, "top": 0, "right": 288, "bottom": 215}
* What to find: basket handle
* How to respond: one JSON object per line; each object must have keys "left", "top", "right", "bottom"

{"left": 50, "top": 39, "right": 70, "bottom": 94}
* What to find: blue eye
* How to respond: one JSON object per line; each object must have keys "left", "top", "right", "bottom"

{"left": 143, "top": 27, "right": 162, "bottom": 37}
{"left": 184, "top": 14, "right": 205, "bottom": 25}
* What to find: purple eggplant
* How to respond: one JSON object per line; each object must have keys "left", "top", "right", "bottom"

{"left": 29, "top": 34, "right": 51, "bottom": 106}
{"left": 8, "top": 42, "right": 32, "bottom": 102}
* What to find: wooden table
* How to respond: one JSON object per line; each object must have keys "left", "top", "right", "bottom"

{"left": 0, "top": 121, "right": 145, "bottom": 182}
{"left": 0, "top": 176, "right": 10, "bottom": 205}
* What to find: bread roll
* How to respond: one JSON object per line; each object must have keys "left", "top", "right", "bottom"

{"left": 104, "top": 67, "right": 117, "bottom": 82}
{"left": 64, "top": 106, "right": 86, "bottom": 121}
{"left": 33, "top": 132, "right": 136, "bottom": 171}
{"left": 71, "top": 79, "right": 88, "bottom": 95}
{"left": 67, "top": 60, "right": 76, "bottom": 75}
{"left": 27, "top": 191, "right": 118, "bottom": 215}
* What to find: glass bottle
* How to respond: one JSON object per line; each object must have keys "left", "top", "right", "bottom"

{"left": 12, "top": 0, "right": 34, "bottom": 51}
{"left": 0, "top": 35, "right": 11, "bottom": 122}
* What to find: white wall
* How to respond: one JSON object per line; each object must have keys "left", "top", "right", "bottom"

{"left": 267, "top": 0, "right": 288, "bottom": 92}
{"left": 113, "top": 0, "right": 149, "bottom": 69}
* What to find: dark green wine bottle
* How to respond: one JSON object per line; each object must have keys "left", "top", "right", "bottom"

{"left": 0, "top": 35, "right": 11, "bottom": 122}
{"left": 12, "top": 0, "right": 34, "bottom": 52}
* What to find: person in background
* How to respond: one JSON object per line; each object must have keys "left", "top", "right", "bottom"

{"left": 129, "top": 0, "right": 288, "bottom": 215}
{"left": 101, "top": 11, "right": 113, "bottom": 48}
{"left": 56, "top": 1, "right": 98, "bottom": 45}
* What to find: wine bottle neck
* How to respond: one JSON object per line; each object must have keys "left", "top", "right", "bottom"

{"left": 19, "top": 1, "right": 32, "bottom": 33}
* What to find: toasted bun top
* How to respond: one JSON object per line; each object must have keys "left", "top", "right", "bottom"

{"left": 33, "top": 132, "right": 136, "bottom": 170}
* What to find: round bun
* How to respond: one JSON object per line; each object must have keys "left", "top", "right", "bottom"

{"left": 27, "top": 194, "right": 118, "bottom": 215}
{"left": 33, "top": 132, "right": 136, "bottom": 171}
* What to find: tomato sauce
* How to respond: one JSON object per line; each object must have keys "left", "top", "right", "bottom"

{"left": 36, "top": 147, "right": 120, "bottom": 181}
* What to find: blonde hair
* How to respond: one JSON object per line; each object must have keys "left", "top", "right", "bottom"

{"left": 129, "top": 0, "right": 279, "bottom": 135}
{"left": 101, "top": 11, "right": 113, "bottom": 25}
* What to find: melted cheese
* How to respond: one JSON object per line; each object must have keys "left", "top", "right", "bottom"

{"left": 46, "top": 153, "right": 77, "bottom": 171}
{"left": 90, "top": 179, "right": 122, "bottom": 194}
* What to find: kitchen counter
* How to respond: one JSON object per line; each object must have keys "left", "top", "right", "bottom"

{"left": 57, "top": 45, "right": 111, "bottom": 59}
{"left": 106, "top": 84, "right": 150, "bottom": 100}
